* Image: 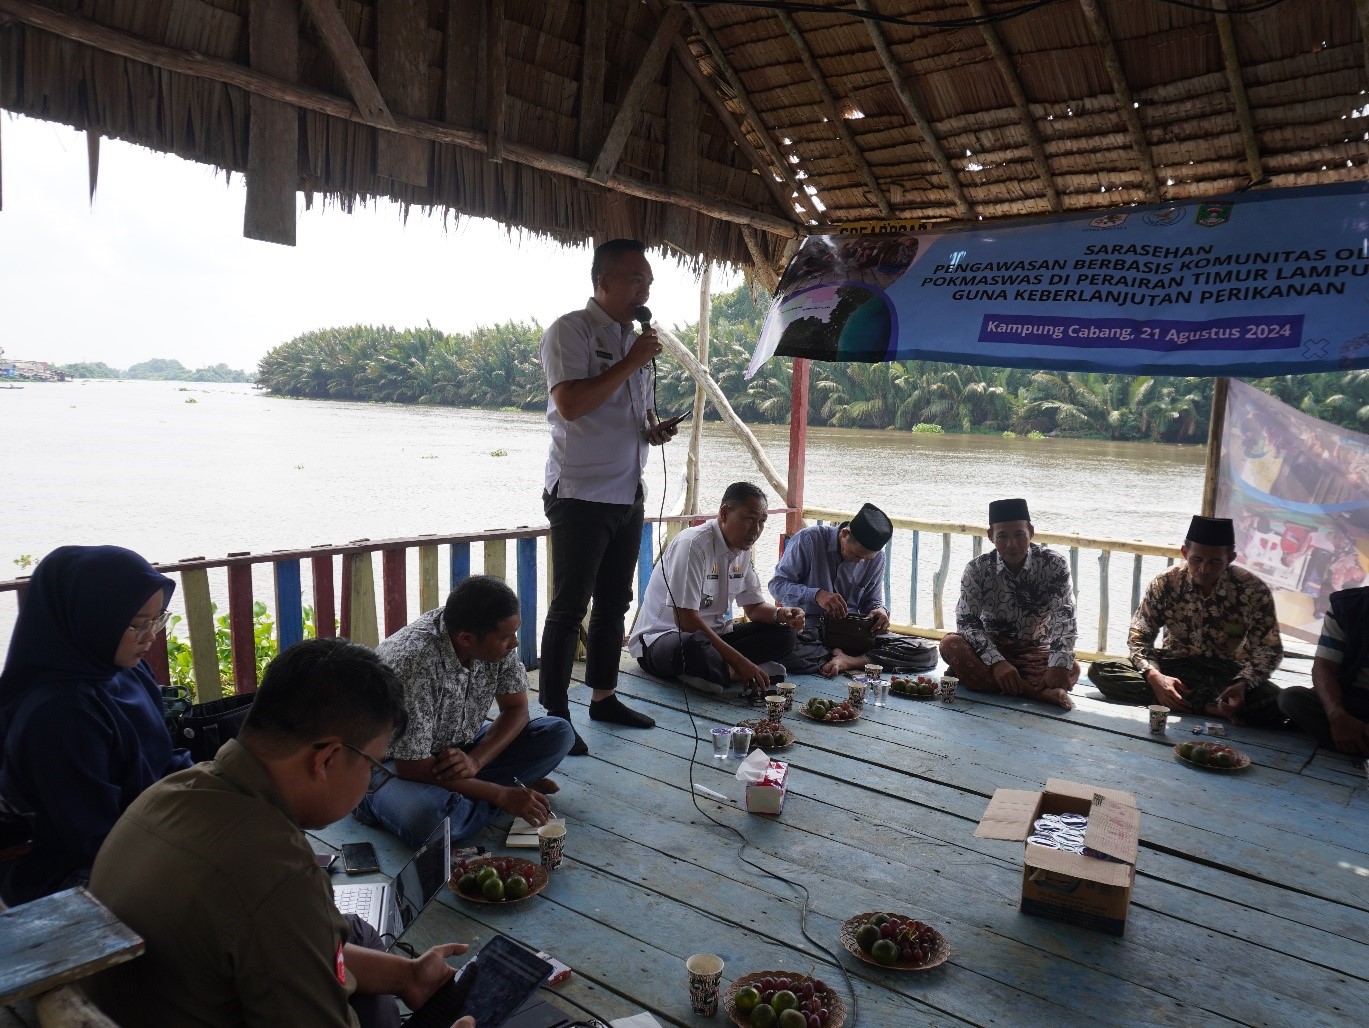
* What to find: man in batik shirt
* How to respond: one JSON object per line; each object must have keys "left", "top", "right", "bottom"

{"left": 1089, "top": 515, "right": 1284, "bottom": 726}
{"left": 939, "top": 498, "right": 1080, "bottom": 710}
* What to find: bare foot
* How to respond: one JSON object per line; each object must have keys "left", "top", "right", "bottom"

{"left": 1040, "top": 688, "right": 1074, "bottom": 711}
{"left": 530, "top": 777, "right": 560, "bottom": 795}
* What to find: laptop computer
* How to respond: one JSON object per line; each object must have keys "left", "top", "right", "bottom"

{"left": 332, "top": 818, "right": 451, "bottom": 944}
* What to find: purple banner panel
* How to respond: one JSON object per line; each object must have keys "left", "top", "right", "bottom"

{"left": 977, "top": 314, "right": 1305, "bottom": 352}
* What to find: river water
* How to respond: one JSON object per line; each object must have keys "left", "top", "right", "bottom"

{"left": 0, "top": 380, "right": 1205, "bottom": 653}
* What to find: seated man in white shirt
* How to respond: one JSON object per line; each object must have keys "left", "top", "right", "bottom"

{"left": 628, "top": 482, "right": 806, "bottom": 696}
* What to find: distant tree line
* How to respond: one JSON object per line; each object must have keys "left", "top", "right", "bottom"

{"left": 57, "top": 358, "right": 253, "bottom": 383}
{"left": 255, "top": 285, "right": 1369, "bottom": 443}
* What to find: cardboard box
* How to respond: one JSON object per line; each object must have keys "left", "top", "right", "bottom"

{"left": 745, "top": 760, "right": 789, "bottom": 815}
{"left": 975, "top": 778, "right": 1140, "bottom": 936}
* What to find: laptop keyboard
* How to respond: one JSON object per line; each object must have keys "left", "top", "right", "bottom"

{"left": 333, "top": 884, "right": 385, "bottom": 925}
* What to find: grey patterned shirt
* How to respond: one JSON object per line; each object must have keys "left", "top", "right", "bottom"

{"left": 954, "top": 543, "right": 1078, "bottom": 668}
{"left": 376, "top": 609, "right": 527, "bottom": 761}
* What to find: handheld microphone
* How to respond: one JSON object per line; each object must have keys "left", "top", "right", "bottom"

{"left": 634, "top": 305, "right": 653, "bottom": 332}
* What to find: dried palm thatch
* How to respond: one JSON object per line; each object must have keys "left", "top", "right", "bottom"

{"left": 0, "top": 1, "right": 1363, "bottom": 284}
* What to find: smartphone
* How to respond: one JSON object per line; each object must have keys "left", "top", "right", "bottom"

{"left": 408, "top": 935, "right": 553, "bottom": 1028}
{"left": 341, "top": 841, "right": 380, "bottom": 875}
{"left": 657, "top": 410, "right": 691, "bottom": 431}
{"left": 315, "top": 852, "right": 338, "bottom": 871}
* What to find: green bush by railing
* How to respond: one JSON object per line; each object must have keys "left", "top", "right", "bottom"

{"left": 165, "top": 602, "right": 318, "bottom": 696}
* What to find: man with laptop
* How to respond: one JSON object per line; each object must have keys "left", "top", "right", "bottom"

{"left": 86, "top": 639, "right": 475, "bottom": 1028}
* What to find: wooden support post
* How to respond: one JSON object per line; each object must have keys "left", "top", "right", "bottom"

{"left": 577, "top": 0, "right": 606, "bottom": 161}
{"left": 972, "top": 536, "right": 983, "bottom": 558}
{"left": 786, "top": 358, "right": 810, "bottom": 536}
{"left": 376, "top": 0, "right": 431, "bottom": 187}
{"left": 1070, "top": 546, "right": 1080, "bottom": 602}
{"left": 245, "top": 0, "right": 299, "bottom": 246}
{"left": 381, "top": 547, "right": 407, "bottom": 637}
{"left": 638, "top": 522, "right": 654, "bottom": 606}
{"left": 85, "top": 131, "right": 99, "bottom": 203}
{"left": 339, "top": 550, "right": 353, "bottom": 639}
{"left": 589, "top": 6, "right": 685, "bottom": 183}
{"left": 909, "top": 530, "right": 920, "bottom": 624}
{"left": 450, "top": 541, "right": 471, "bottom": 586}
{"left": 1097, "top": 550, "right": 1111, "bottom": 653}
{"left": 227, "top": 563, "right": 258, "bottom": 693}
{"left": 419, "top": 544, "right": 440, "bottom": 612}
{"left": 275, "top": 559, "right": 304, "bottom": 652}
{"left": 883, "top": 539, "right": 893, "bottom": 614}
{"left": 516, "top": 537, "right": 538, "bottom": 669}
{"left": 444, "top": 0, "right": 485, "bottom": 128}
{"left": 347, "top": 552, "right": 379, "bottom": 648}
{"left": 1131, "top": 553, "right": 1143, "bottom": 615}
{"left": 483, "top": 539, "right": 507, "bottom": 582}
{"left": 311, "top": 552, "right": 336, "bottom": 638}
{"left": 300, "top": 0, "right": 395, "bottom": 126}
{"left": 145, "top": 627, "right": 170, "bottom": 686}
{"left": 485, "top": 0, "right": 506, "bottom": 163}
{"left": 933, "top": 533, "right": 951, "bottom": 630}
{"left": 180, "top": 567, "right": 220, "bottom": 701}
{"left": 1202, "top": 377, "right": 1230, "bottom": 516}
{"left": 1213, "top": 1, "right": 1264, "bottom": 184}
{"left": 683, "top": 263, "right": 711, "bottom": 517}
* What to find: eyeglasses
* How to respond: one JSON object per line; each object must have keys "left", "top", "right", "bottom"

{"left": 126, "top": 610, "right": 172, "bottom": 640}
{"left": 331, "top": 742, "right": 396, "bottom": 796}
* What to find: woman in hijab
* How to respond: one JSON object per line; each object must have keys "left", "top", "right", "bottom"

{"left": 0, "top": 546, "right": 194, "bottom": 904}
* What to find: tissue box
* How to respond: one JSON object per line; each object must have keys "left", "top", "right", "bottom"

{"left": 745, "top": 760, "right": 789, "bottom": 815}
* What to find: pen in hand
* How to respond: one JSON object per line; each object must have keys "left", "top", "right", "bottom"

{"left": 513, "top": 776, "right": 554, "bottom": 823}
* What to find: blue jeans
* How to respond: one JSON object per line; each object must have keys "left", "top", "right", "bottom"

{"left": 354, "top": 717, "right": 575, "bottom": 848}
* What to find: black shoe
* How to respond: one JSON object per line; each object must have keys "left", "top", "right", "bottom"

{"left": 548, "top": 709, "right": 589, "bottom": 756}
{"left": 589, "top": 694, "right": 656, "bottom": 728}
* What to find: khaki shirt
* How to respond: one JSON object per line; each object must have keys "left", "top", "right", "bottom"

{"left": 87, "top": 740, "right": 358, "bottom": 1027}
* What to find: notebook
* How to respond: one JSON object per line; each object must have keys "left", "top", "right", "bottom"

{"left": 505, "top": 815, "right": 564, "bottom": 849}
{"left": 332, "top": 818, "right": 451, "bottom": 944}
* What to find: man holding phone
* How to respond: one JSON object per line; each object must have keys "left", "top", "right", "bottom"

{"left": 87, "top": 639, "right": 475, "bottom": 1028}
{"left": 538, "top": 238, "right": 679, "bottom": 755}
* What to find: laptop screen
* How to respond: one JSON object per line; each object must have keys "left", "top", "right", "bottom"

{"left": 392, "top": 818, "right": 451, "bottom": 935}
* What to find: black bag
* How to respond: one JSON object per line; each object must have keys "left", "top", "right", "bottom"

{"left": 163, "top": 687, "right": 256, "bottom": 763}
{"left": 819, "top": 614, "right": 879, "bottom": 656}
{"left": 862, "top": 635, "right": 939, "bottom": 673}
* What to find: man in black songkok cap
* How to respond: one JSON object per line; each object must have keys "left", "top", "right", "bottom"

{"left": 770, "top": 502, "right": 893, "bottom": 676}
{"left": 939, "top": 498, "right": 1080, "bottom": 709}
{"left": 1088, "top": 515, "right": 1285, "bottom": 725}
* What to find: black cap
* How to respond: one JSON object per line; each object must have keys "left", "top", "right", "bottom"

{"left": 1186, "top": 515, "right": 1235, "bottom": 547}
{"left": 848, "top": 503, "right": 892, "bottom": 551}
{"left": 988, "top": 498, "right": 1031, "bottom": 525}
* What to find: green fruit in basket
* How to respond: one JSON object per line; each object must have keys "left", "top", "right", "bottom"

{"left": 1178, "top": 742, "right": 1195, "bottom": 760}
{"left": 456, "top": 873, "right": 480, "bottom": 895}
{"left": 480, "top": 876, "right": 506, "bottom": 901}
{"left": 476, "top": 865, "right": 498, "bottom": 885}
{"left": 870, "top": 913, "right": 890, "bottom": 926}
{"left": 750, "top": 1003, "right": 777, "bottom": 1028}
{"left": 871, "top": 938, "right": 900, "bottom": 965}
{"left": 777, "top": 1010, "right": 807, "bottom": 1028}
{"left": 1213, "top": 751, "right": 1235, "bottom": 768}
{"left": 756, "top": 732, "right": 775, "bottom": 749}
{"left": 1191, "top": 747, "right": 1211, "bottom": 765}
{"left": 504, "top": 874, "right": 529, "bottom": 899}
{"left": 771, "top": 990, "right": 798, "bottom": 1013}
{"left": 734, "top": 987, "right": 761, "bottom": 1013}
{"left": 855, "top": 923, "right": 881, "bottom": 953}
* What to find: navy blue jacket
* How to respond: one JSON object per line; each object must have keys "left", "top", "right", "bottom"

{"left": 0, "top": 546, "right": 192, "bottom": 904}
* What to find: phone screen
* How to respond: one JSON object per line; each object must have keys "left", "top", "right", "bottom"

{"left": 411, "top": 935, "right": 552, "bottom": 1028}
{"left": 341, "top": 842, "right": 380, "bottom": 875}
{"left": 315, "top": 852, "right": 338, "bottom": 870}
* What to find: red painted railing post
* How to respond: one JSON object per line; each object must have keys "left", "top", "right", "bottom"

{"left": 382, "top": 547, "right": 407, "bottom": 637}
{"left": 339, "top": 555, "right": 353, "bottom": 640}
{"left": 146, "top": 629, "right": 172, "bottom": 686}
{"left": 226, "top": 560, "right": 257, "bottom": 693}
{"left": 312, "top": 551, "right": 336, "bottom": 639}
{"left": 787, "top": 357, "right": 810, "bottom": 537}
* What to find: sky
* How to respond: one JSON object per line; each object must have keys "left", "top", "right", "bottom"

{"left": 0, "top": 113, "right": 736, "bottom": 373}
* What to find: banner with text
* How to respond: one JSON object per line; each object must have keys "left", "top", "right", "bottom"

{"left": 748, "top": 182, "right": 1369, "bottom": 379}
{"left": 1216, "top": 380, "right": 1369, "bottom": 644}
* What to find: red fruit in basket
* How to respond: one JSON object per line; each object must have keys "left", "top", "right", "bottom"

{"left": 760, "top": 977, "right": 775, "bottom": 993}
{"left": 811, "top": 979, "right": 827, "bottom": 994}
{"left": 798, "top": 983, "right": 814, "bottom": 1001}
{"left": 775, "top": 979, "right": 791, "bottom": 992}
{"left": 808, "top": 1017, "right": 820, "bottom": 1028}
{"left": 762, "top": 991, "right": 775, "bottom": 1004}
{"left": 817, "top": 1008, "right": 829, "bottom": 1025}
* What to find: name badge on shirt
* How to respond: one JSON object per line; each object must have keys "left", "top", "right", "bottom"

{"left": 595, "top": 349, "right": 614, "bottom": 360}
{"left": 701, "top": 595, "right": 714, "bottom": 608}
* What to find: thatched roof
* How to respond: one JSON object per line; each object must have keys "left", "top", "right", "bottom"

{"left": 1, "top": 1, "right": 1363, "bottom": 285}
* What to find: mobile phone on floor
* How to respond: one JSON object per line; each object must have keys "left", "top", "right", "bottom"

{"left": 315, "top": 851, "right": 338, "bottom": 871}
{"left": 407, "top": 935, "right": 553, "bottom": 1028}
{"left": 341, "top": 841, "right": 380, "bottom": 875}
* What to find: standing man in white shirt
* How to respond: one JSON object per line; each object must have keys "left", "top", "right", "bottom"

{"left": 539, "top": 239, "right": 678, "bottom": 755}
{"left": 629, "top": 482, "right": 806, "bottom": 696}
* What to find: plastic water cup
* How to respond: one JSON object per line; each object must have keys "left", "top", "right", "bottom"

{"left": 537, "top": 822, "right": 566, "bottom": 871}
{"left": 710, "top": 726, "right": 733, "bottom": 759}
{"left": 872, "top": 681, "right": 890, "bottom": 707}
{"left": 730, "top": 726, "right": 754, "bottom": 757}
{"left": 938, "top": 675, "right": 959, "bottom": 702}
{"left": 686, "top": 953, "right": 724, "bottom": 1016}
{"left": 1148, "top": 705, "right": 1169, "bottom": 734}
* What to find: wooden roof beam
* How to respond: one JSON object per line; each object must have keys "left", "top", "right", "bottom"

{"left": 299, "top": 0, "right": 395, "bottom": 128}
{"left": 853, "top": 0, "right": 971, "bottom": 220}
{"left": 669, "top": 36, "right": 805, "bottom": 226}
{"left": 679, "top": 3, "right": 821, "bottom": 222}
{"left": 589, "top": 5, "right": 686, "bottom": 183}
{"left": 966, "top": 0, "right": 1061, "bottom": 213}
{"left": 0, "top": 0, "right": 798, "bottom": 238}
{"left": 1213, "top": 0, "right": 1265, "bottom": 185}
{"left": 776, "top": 10, "right": 894, "bottom": 220}
{"left": 577, "top": 0, "right": 607, "bottom": 161}
{"left": 486, "top": 0, "right": 506, "bottom": 163}
{"left": 741, "top": 225, "right": 780, "bottom": 292}
{"left": 1358, "top": 0, "right": 1369, "bottom": 85}
{"left": 1076, "top": 0, "right": 1159, "bottom": 201}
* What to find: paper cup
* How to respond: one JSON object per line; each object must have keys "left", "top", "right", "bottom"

{"left": 864, "top": 663, "right": 883, "bottom": 680}
{"left": 764, "top": 694, "right": 786, "bottom": 720}
{"left": 537, "top": 822, "right": 566, "bottom": 871}
{"left": 777, "top": 681, "right": 797, "bottom": 711}
{"left": 938, "top": 675, "right": 959, "bottom": 702}
{"left": 686, "top": 953, "right": 724, "bottom": 1016}
{"left": 1148, "top": 704, "right": 1169, "bottom": 734}
{"left": 847, "top": 680, "right": 867, "bottom": 709}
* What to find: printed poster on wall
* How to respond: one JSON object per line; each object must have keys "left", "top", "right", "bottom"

{"left": 747, "top": 182, "right": 1369, "bottom": 380}
{"left": 1216, "top": 380, "right": 1369, "bottom": 643}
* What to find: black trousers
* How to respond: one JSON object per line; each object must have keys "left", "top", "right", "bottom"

{"left": 538, "top": 486, "right": 644, "bottom": 712}
{"left": 1278, "top": 684, "right": 1369, "bottom": 751}
{"left": 638, "top": 621, "right": 800, "bottom": 686}
{"left": 345, "top": 914, "right": 400, "bottom": 1028}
